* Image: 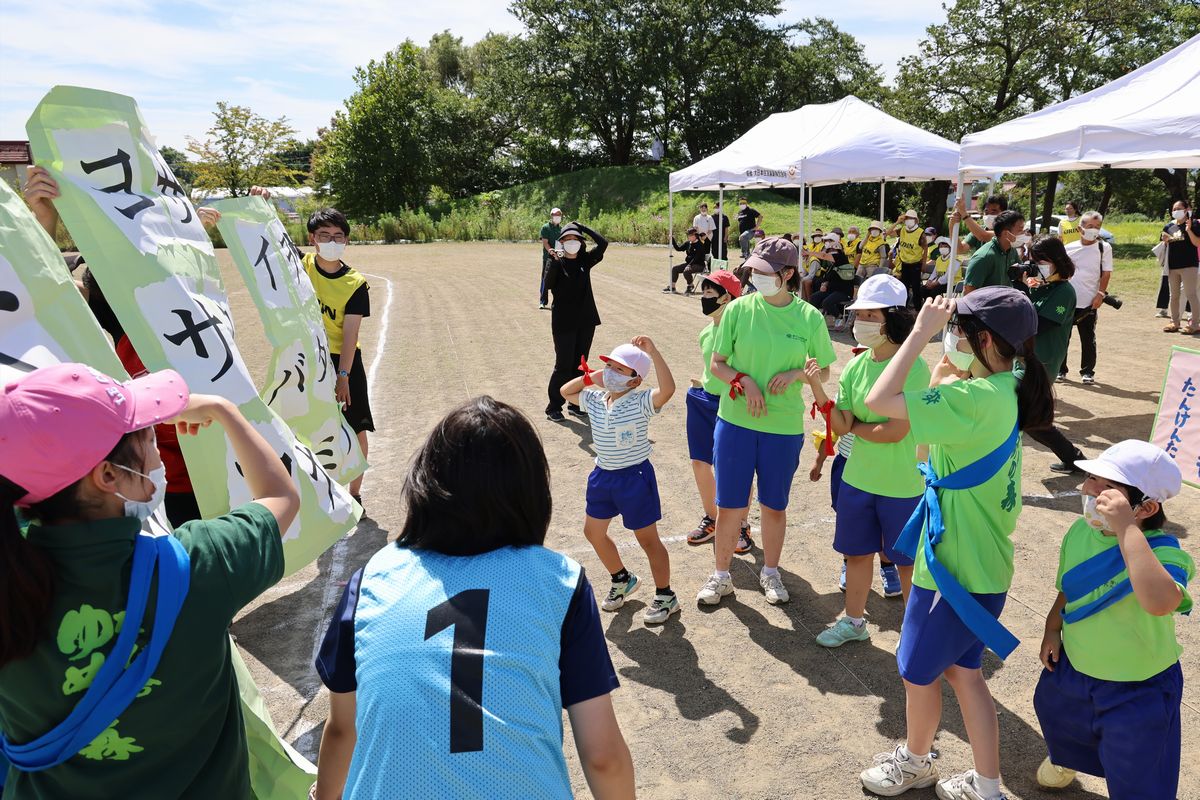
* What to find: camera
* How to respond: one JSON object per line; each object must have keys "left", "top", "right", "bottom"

{"left": 1008, "top": 260, "right": 1041, "bottom": 291}
{"left": 1102, "top": 292, "right": 1123, "bottom": 310}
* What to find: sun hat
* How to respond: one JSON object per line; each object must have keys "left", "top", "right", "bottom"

{"left": 954, "top": 286, "right": 1038, "bottom": 351}
{"left": 1075, "top": 440, "right": 1182, "bottom": 503}
{"left": 600, "top": 344, "right": 652, "bottom": 378}
{"left": 702, "top": 270, "right": 742, "bottom": 298}
{"left": 743, "top": 236, "right": 799, "bottom": 274}
{"left": 903, "top": 208, "right": 918, "bottom": 220}
{"left": 0, "top": 363, "right": 189, "bottom": 507}
{"left": 550, "top": 207, "right": 562, "bottom": 215}
{"left": 847, "top": 274, "right": 908, "bottom": 310}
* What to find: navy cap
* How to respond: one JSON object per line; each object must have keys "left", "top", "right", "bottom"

{"left": 956, "top": 286, "right": 1038, "bottom": 352}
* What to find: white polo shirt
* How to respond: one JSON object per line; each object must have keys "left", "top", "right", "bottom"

{"left": 1065, "top": 239, "right": 1113, "bottom": 309}
{"left": 692, "top": 213, "right": 716, "bottom": 237}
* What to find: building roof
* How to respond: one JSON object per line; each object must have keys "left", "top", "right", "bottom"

{"left": 0, "top": 141, "right": 32, "bottom": 164}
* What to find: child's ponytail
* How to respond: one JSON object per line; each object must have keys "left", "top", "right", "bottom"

{"left": 1016, "top": 342, "right": 1055, "bottom": 431}
{"left": 0, "top": 477, "right": 56, "bottom": 668}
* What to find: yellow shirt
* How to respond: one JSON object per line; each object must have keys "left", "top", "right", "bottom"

{"left": 1059, "top": 216, "right": 1081, "bottom": 245}
{"left": 896, "top": 226, "right": 925, "bottom": 265}
{"left": 303, "top": 253, "right": 369, "bottom": 353}
{"left": 858, "top": 235, "right": 887, "bottom": 267}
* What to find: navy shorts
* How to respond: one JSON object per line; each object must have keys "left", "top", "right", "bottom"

{"left": 685, "top": 387, "right": 720, "bottom": 464}
{"left": 897, "top": 585, "right": 1008, "bottom": 686}
{"left": 585, "top": 460, "right": 662, "bottom": 531}
{"left": 829, "top": 453, "right": 846, "bottom": 510}
{"left": 1034, "top": 650, "right": 1182, "bottom": 799}
{"left": 713, "top": 418, "right": 803, "bottom": 510}
{"left": 833, "top": 482, "right": 918, "bottom": 565}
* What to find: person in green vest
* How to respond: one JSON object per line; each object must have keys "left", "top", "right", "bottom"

{"left": 539, "top": 207, "right": 563, "bottom": 310}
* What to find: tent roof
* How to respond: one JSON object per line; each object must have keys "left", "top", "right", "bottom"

{"left": 959, "top": 34, "right": 1200, "bottom": 174}
{"left": 669, "top": 96, "right": 968, "bottom": 192}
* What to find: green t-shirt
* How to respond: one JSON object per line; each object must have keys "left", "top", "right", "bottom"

{"left": 698, "top": 322, "right": 724, "bottom": 396}
{"left": 905, "top": 372, "right": 1021, "bottom": 594}
{"left": 962, "top": 238, "right": 1018, "bottom": 290}
{"left": 714, "top": 292, "right": 837, "bottom": 435}
{"left": 1057, "top": 519, "right": 1194, "bottom": 681}
{"left": 1030, "top": 280, "right": 1077, "bottom": 379}
{"left": 0, "top": 503, "right": 284, "bottom": 799}
{"left": 838, "top": 351, "right": 932, "bottom": 498}
{"left": 539, "top": 222, "right": 562, "bottom": 262}
{"left": 965, "top": 231, "right": 984, "bottom": 250}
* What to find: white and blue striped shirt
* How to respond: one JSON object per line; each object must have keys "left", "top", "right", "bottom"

{"left": 582, "top": 387, "right": 658, "bottom": 470}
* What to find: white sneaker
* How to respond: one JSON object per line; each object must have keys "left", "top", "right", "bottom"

{"left": 759, "top": 570, "right": 789, "bottom": 604}
{"left": 600, "top": 574, "right": 639, "bottom": 611}
{"left": 696, "top": 573, "right": 734, "bottom": 605}
{"left": 643, "top": 593, "right": 680, "bottom": 625}
{"left": 935, "top": 770, "right": 1005, "bottom": 800}
{"left": 1035, "top": 758, "right": 1076, "bottom": 789}
{"left": 860, "top": 745, "right": 938, "bottom": 796}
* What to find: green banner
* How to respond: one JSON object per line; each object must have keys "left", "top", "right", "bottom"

{"left": 214, "top": 197, "right": 365, "bottom": 485}
{"left": 27, "top": 85, "right": 360, "bottom": 576}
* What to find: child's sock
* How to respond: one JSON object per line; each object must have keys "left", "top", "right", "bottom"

{"left": 898, "top": 745, "right": 930, "bottom": 765}
{"left": 714, "top": 569, "right": 731, "bottom": 581}
{"left": 611, "top": 568, "right": 630, "bottom": 584}
{"left": 761, "top": 565, "right": 780, "bottom": 577}
{"left": 845, "top": 615, "right": 865, "bottom": 628}
{"left": 973, "top": 773, "right": 1002, "bottom": 799}
{"left": 656, "top": 586, "right": 674, "bottom": 597}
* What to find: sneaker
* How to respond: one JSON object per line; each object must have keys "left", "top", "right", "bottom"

{"left": 643, "top": 593, "right": 679, "bottom": 624}
{"left": 567, "top": 404, "right": 587, "bottom": 418}
{"left": 815, "top": 616, "right": 870, "bottom": 647}
{"left": 838, "top": 561, "right": 847, "bottom": 592}
{"left": 686, "top": 515, "right": 715, "bottom": 545}
{"left": 1054, "top": 372, "right": 1065, "bottom": 383}
{"left": 734, "top": 525, "right": 754, "bottom": 554}
{"left": 860, "top": 745, "right": 939, "bottom": 796}
{"left": 1049, "top": 453, "right": 1084, "bottom": 475}
{"left": 546, "top": 410, "right": 565, "bottom": 422}
{"left": 601, "top": 574, "right": 639, "bottom": 611}
{"left": 759, "top": 570, "right": 789, "bottom": 604}
{"left": 1080, "top": 373, "right": 1095, "bottom": 385}
{"left": 935, "top": 770, "right": 1005, "bottom": 800}
{"left": 538, "top": 303, "right": 549, "bottom": 310}
{"left": 1156, "top": 308, "right": 1169, "bottom": 318}
{"left": 1035, "top": 758, "right": 1076, "bottom": 789}
{"left": 661, "top": 285, "right": 677, "bottom": 293}
{"left": 880, "top": 564, "right": 903, "bottom": 598}
{"left": 684, "top": 286, "right": 695, "bottom": 295}
{"left": 696, "top": 573, "right": 734, "bottom": 605}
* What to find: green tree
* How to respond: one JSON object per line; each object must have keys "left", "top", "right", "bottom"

{"left": 186, "top": 102, "right": 301, "bottom": 196}
{"left": 158, "top": 146, "right": 196, "bottom": 187}
{"left": 273, "top": 139, "right": 316, "bottom": 183}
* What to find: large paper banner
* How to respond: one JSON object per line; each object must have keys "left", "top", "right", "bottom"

{"left": 214, "top": 197, "right": 365, "bottom": 485}
{"left": 1151, "top": 345, "right": 1200, "bottom": 489}
{"left": 27, "top": 85, "right": 360, "bottom": 574}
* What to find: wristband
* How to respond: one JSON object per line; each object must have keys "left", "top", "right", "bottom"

{"left": 337, "top": 370, "right": 350, "bottom": 378}
{"left": 810, "top": 400, "right": 835, "bottom": 456}
{"left": 729, "top": 372, "right": 748, "bottom": 399}
{"left": 579, "top": 356, "right": 594, "bottom": 386}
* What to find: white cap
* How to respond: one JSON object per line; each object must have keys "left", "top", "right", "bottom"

{"left": 868, "top": 221, "right": 884, "bottom": 232}
{"left": 600, "top": 343, "right": 652, "bottom": 378}
{"left": 904, "top": 208, "right": 918, "bottom": 220}
{"left": 1075, "top": 440, "right": 1182, "bottom": 503}
{"left": 823, "top": 232, "right": 840, "bottom": 242}
{"left": 551, "top": 207, "right": 562, "bottom": 215}
{"left": 846, "top": 274, "right": 908, "bottom": 310}
{"left": 935, "top": 236, "right": 951, "bottom": 247}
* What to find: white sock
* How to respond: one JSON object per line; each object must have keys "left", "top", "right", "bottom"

{"left": 899, "top": 745, "right": 929, "bottom": 765}
{"left": 973, "top": 773, "right": 1002, "bottom": 799}
{"left": 845, "top": 615, "right": 865, "bottom": 627}
{"left": 714, "top": 570, "right": 731, "bottom": 580}
{"left": 761, "top": 565, "right": 780, "bottom": 577}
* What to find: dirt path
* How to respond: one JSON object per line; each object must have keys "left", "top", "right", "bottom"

{"left": 222, "top": 242, "right": 1198, "bottom": 799}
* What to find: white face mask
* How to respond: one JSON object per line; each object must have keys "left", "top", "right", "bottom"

{"left": 847, "top": 233, "right": 858, "bottom": 241}
{"left": 938, "top": 246, "right": 951, "bottom": 257}
{"left": 982, "top": 214, "right": 997, "bottom": 229}
{"left": 1011, "top": 231, "right": 1031, "bottom": 248}
{"left": 739, "top": 204, "right": 748, "bottom": 211}
{"left": 1065, "top": 211, "right": 1077, "bottom": 220}
{"left": 905, "top": 220, "right": 918, "bottom": 231}
{"left": 943, "top": 328, "right": 976, "bottom": 371}
{"left": 1037, "top": 262, "right": 1053, "bottom": 279}
{"left": 1080, "top": 227, "right": 1099, "bottom": 242}
{"left": 603, "top": 367, "right": 637, "bottom": 392}
{"left": 562, "top": 239, "right": 582, "bottom": 255}
{"left": 853, "top": 320, "right": 888, "bottom": 349}
{"left": 1172, "top": 209, "right": 1187, "bottom": 221}
{"left": 1081, "top": 494, "right": 1109, "bottom": 531}
{"left": 868, "top": 229, "right": 882, "bottom": 239}
{"left": 551, "top": 215, "right": 562, "bottom": 224}
{"left": 114, "top": 463, "right": 167, "bottom": 522}
{"left": 750, "top": 272, "right": 783, "bottom": 297}
{"left": 316, "top": 240, "right": 347, "bottom": 261}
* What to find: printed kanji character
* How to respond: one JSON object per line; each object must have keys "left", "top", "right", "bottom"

{"left": 79, "top": 149, "right": 154, "bottom": 219}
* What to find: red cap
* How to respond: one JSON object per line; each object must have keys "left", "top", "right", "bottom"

{"left": 702, "top": 270, "right": 742, "bottom": 298}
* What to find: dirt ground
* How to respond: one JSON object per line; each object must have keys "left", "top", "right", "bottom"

{"left": 219, "top": 242, "right": 1198, "bottom": 800}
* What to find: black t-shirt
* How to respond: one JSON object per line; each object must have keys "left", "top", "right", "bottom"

{"left": 316, "top": 262, "right": 371, "bottom": 316}
{"left": 1164, "top": 219, "right": 1200, "bottom": 269}
{"left": 737, "top": 206, "right": 761, "bottom": 233}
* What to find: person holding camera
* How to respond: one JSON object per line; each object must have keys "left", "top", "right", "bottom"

{"left": 1062, "top": 211, "right": 1113, "bottom": 386}
{"left": 1162, "top": 200, "right": 1200, "bottom": 335}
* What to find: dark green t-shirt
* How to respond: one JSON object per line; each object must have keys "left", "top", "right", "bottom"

{"left": 1030, "top": 279, "right": 1077, "bottom": 379}
{"left": 0, "top": 503, "right": 283, "bottom": 799}
{"left": 539, "top": 222, "right": 562, "bottom": 263}
{"left": 963, "top": 238, "right": 1017, "bottom": 290}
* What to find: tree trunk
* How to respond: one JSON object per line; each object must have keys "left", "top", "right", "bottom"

{"left": 920, "top": 180, "right": 950, "bottom": 235}
{"left": 1041, "top": 170, "right": 1058, "bottom": 233}
{"left": 1098, "top": 168, "right": 1115, "bottom": 216}
{"left": 1153, "top": 168, "right": 1188, "bottom": 202}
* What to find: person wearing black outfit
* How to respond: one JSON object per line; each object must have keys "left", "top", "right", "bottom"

{"left": 710, "top": 203, "right": 731, "bottom": 261}
{"left": 544, "top": 221, "right": 609, "bottom": 421}
{"left": 808, "top": 235, "right": 857, "bottom": 318}
{"left": 736, "top": 196, "right": 763, "bottom": 260}
{"left": 665, "top": 227, "right": 709, "bottom": 294}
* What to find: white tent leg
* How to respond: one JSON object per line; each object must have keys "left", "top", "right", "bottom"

{"left": 717, "top": 185, "right": 724, "bottom": 263}
{"left": 946, "top": 172, "right": 967, "bottom": 297}
{"left": 668, "top": 190, "right": 674, "bottom": 288}
{"left": 808, "top": 185, "right": 814, "bottom": 241}
{"left": 879, "top": 180, "right": 886, "bottom": 222}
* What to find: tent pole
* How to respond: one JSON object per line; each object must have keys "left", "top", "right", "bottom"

{"left": 808, "top": 184, "right": 814, "bottom": 241}
{"left": 879, "top": 180, "right": 886, "bottom": 222}
{"left": 668, "top": 190, "right": 674, "bottom": 287}
{"left": 946, "top": 172, "right": 967, "bottom": 297}
{"left": 718, "top": 184, "right": 724, "bottom": 263}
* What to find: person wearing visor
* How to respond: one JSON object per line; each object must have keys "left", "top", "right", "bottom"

{"left": 0, "top": 364, "right": 299, "bottom": 798}
{"left": 544, "top": 221, "right": 609, "bottom": 422}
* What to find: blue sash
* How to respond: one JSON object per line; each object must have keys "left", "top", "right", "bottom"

{"left": 1060, "top": 534, "right": 1189, "bottom": 624}
{"left": 1, "top": 533, "right": 190, "bottom": 779}
{"left": 896, "top": 422, "right": 1021, "bottom": 659}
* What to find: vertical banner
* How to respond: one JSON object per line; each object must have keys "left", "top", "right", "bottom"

{"left": 1151, "top": 345, "right": 1200, "bottom": 489}
{"left": 26, "top": 85, "right": 360, "bottom": 575}
{"left": 0, "top": 180, "right": 315, "bottom": 799}
{"left": 214, "top": 197, "right": 365, "bottom": 485}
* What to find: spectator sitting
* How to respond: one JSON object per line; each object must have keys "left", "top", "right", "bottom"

{"left": 809, "top": 232, "right": 858, "bottom": 325}
{"left": 665, "top": 227, "right": 710, "bottom": 294}
{"left": 736, "top": 196, "right": 763, "bottom": 261}
{"left": 854, "top": 222, "right": 890, "bottom": 277}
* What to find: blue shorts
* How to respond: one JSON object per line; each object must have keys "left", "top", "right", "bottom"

{"left": 833, "top": 482, "right": 918, "bottom": 565}
{"left": 685, "top": 387, "right": 720, "bottom": 464}
{"left": 585, "top": 460, "right": 662, "bottom": 531}
{"left": 1034, "top": 650, "right": 1182, "bottom": 799}
{"left": 829, "top": 453, "right": 847, "bottom": 510}
{"left": 713, "top": 418, "right": 803, "bottom": 510}
{"left": 897, "top": 585, "right": 1008, "bottom": 686}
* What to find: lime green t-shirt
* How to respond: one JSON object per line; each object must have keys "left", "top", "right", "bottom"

{"left": 714, "top": 292, "right": 837, "bottom": 435}
{"left": 905, "top": 372, "right": 1021, "bottom": 594}
{"left": 1057, "top": 519, "right": 1194, "bottom": 682}
{"left": 698, "top": 322, "right": 724, "bottom": 396}
{"left": 839, "top": 351, "right": 932, "bottom": 498}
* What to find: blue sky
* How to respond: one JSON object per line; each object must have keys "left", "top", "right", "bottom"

{"left": 1, "top": 0, "right": 945, "bottom": 152}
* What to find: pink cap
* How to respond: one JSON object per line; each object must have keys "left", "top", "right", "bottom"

{"left": 0, "top": 363, "right": 189, "bottom": 507}
{"left": 600, "top": 343, "right": 652, "bottom": 378}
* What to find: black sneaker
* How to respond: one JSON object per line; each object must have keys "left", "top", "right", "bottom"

{"left": 546, "top": 410, "right": 565, "bottom": 422}
{"left": 567, "top": 404, "right": 587, "bottom": 418}
{"left": 1049, "top": 454, "right": 1084, "bottom": 475}
{"left": 352, "top": 493, "right": 364, "bottom": 510}
{"left": 662, "top": 286, "right": 676, "bottom": 293}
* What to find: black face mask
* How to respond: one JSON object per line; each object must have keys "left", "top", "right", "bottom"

{"left": 701, "top": 295, "right": 722, "bottom": 316}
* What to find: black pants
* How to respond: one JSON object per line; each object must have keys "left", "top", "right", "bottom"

{"left": 1026, "top": 425, "right": 1084, "bottom": 466}
{"left": 539, "top": 258, "right": 551, "bottom": 305}
{"left": 1062, "top": 308, "right": 1097, "bottom": 377}
{"left": 922, "top": 281, "right": 947, "bottom": 301}
{"left": 547, "top": 324, "right": 596, "bottom": 413}
{"left": 810, "top": 290, "right": 850, "bottom": 317}
{"left": 165, "top": 491, "right": 202, "bottom": 527}
{"left": 670, "top": 263, "right": 704, "bottom": 289}
{"left": 333, "top": 351, "right": 375, "bottom": 433}
{"left": 710, "top": 236, "right": 727, "bottom": 261}
{"left": 898, "top": 262, "right": 923, "bottom": 309}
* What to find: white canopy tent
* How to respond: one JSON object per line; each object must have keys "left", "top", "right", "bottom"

{"left": 666, "top": 96, "right": 970, "bottom": 278}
